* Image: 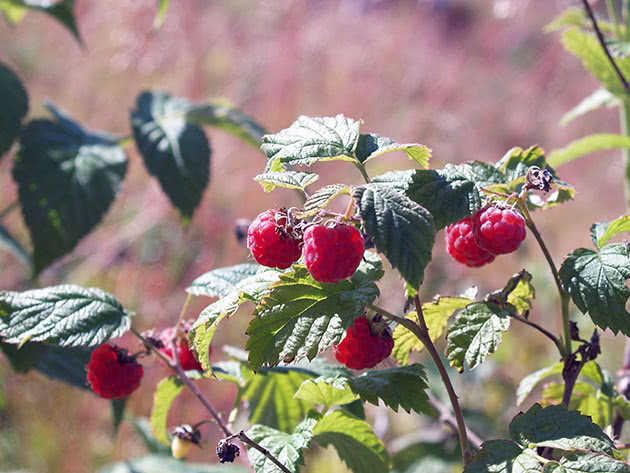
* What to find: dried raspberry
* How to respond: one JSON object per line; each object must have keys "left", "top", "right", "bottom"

{"left": 334, "top": 316, "right": 393, "bottom": 370}
{"left": 472, "top": 206, "right": 526, "bottom": 255}
{"left": 302, "top": 224, "right": 364, "bottom": 283}
{"left": 158, "top": 326, "right": 205, "bottom": 371}
{"left": 247, "top": 209, "right": 301, "bottom": 269}
{"left": 87, "top": 344, "right": 143, "bottom": 399}
{"left": 445, "top": 217, "right": 495, "bottom": 267}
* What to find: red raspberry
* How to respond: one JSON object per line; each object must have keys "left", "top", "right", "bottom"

{"left": 472, "top": 206, "right": 526, "bottom": 255}
{"left": 302, "top": 224, "right": 364, "bottom": 283}
{"left": 445, "top": 217, "right": 495, "bottom": 267}
{"left": 87, "top": 344, "right": 143, "bottom": 399}
{"left": 158, "top": 326, "right": 205, "bottom": 371}
{"left": 334, "top": 316, "right": 393, "bottom": 370}
{"left": 247, "top": 209, "right": 301, "bottom": 269}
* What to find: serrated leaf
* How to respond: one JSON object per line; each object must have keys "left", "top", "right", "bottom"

{"left": 302, "top": 184, "right": 350, "bottom": 215}
{"left": 294, "top": 376, "right": 358, "bottom": 409}
{"left": 348, "top": 364, "right": 435, "bottom": 415}
{"left": 353, "top": 184, "right": 434, "bottom": 288}
{"left": 131, "top": 91, "right": 210, "bottom": 221}
{"left": 246, "top": 254, "right": 382, "bottom": 370}
{"left": 516, "top": 362, "right": 563, "bottom": 405}
{"left": 464, "top": 440, "right": 541, "bottom": 473}
{"left": 591, "top": 216, "right": 630, "bottom": 248}
{"left": 313, "top": 410, "right": 390, "bottom": 473}
{"left": 553, "top": 452, "right": 630, "bottom": 473}
{"left": 185, "top": 102, "right": 266, "bottom": 148}
{"left": 254, "top": 171, "right": 319, "bottom": 193}
{"left": 0, "top": 61, "right": 28, "bottom": 157}
{"left": 97, "top": 454, "right": 248, "bottom": 473}
{"left": 186, "top": 263, "right": 264, "bottom": 298}
{"left": 150, "top": 376, "right": 183, "bottom": 445}
{"left": 14, "top": 107, "right": 128, "bottom": 274}
{"left": 507, "top": 276, "right": 536, "bottom": 314}
{"left": 544, "top": 7, "right": 587, "bottom": 33}
{"left": 0, "top": 224, "right": 30, "bottom": 267}
{"left": 541, "top": 382, "right": 611, "bottom": 427}
{"left": 509, "top": 403, "right": 614, "bottom": 454}
{"left": 559, "top": 243, "right": 630, "bottom": 336}
{"left": 261, "top": 114, "right": 361, "bottom": 167}
{"left": 445, "top": 302, "right": 511, "bottom": 372}
{"left": 559, "top": 88, "right": 618, "bottom": 127}
{"left": 247, "top": 415, "right": 317, "bottom": 473}
{"left": 548, "top": 134, "right": 630, "bottom": 167}
{"left": 153, "top": 0, "right": 169, "bottom": 29}
{"left": 354, "top": 133, "right": 431, "bottom": 167}
{"left": 392, "top": 297, "right": 470, "bottom": 365}
{"left": 0, "top": 284, "right": 130, "bottom": 347}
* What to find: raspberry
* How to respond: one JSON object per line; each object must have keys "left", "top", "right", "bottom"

{"left": 171, "top": 424, "right": 201, "bottom": 459}
{"left": 87, "top": 344, "right": 143, "bottom": 399}
{"left": 247, "top": 209, "right": 301, "bottom": 269}
{"left": 302, "top": 224, "right": 364, "bottom": 283}
{"left": 157, "top": 325, "right": 205, "bottom": 371}
{"left": 472, "top": 206, "right": 526, "bottom": 255}
{"left": 445, "top": 217, "right": 495, "bottom": 267}
{"left": 334, "top": 316, "right": 394, "bottom": 370}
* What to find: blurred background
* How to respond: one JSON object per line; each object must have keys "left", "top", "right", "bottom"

{"left": 1, "top": 0, "right": 629, "bottom": 472}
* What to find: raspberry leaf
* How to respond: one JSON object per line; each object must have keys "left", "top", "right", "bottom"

{"left": 445, "top": 301, "right": 511, "bottom": 372}
{"left": 294, "top": 376, "right": 359, "bottom": 410}
{"left": 516, "top": 362, "right": 563, "bottom": 405}
{"left": 13, "top": 105, "right": 128, "bottom": 275}
{"left": 590, "top": 216, "right": 630, "bottom": 248}
{"left": 246, "top": 253, "right": 383, "bottom": 370}
{"left": 541, "top": 382, "right": 613, "bottom": 428}
{"left": 261, "top": 114, "right": 361, "bottom": 167}
{"left": 0, "top": 62, "right": 28, "bottom": 158}
{"left": 131, "top": 91, "right": 211, "bottom": 222}
{"left": 353, "top": 184, "right": 434, "bottom": 289}
{"left": 464, "top": 440, "right": 542, "bottom": 473}
{"left": 559, "top": 243, "right": 630, "bottom": 336}
{"left": 0, "top": 284, "right": 130, "bottom": 347}
{"left": 313, "top": 410, "right": 390, "bottom": 473}
{"left": 301, "top": 184, "right": 351, "bottom": 216}
{"left": 354, "top": 133, "right": 431, "bottom": 167}
{"left": 559, "top": 88, "right": 618, "bottom": 128}
{"left": 546, "top": 452, "right": 630, "bottom": 473}
{"left": 254, "top": 171, "right": 319, "bottom": 193}
{"left": 549, "top": 134, "right": 630, "bottom": 168}
{"left": 392, "top": 296, "right": 471, "bottom": 365}
{"left": 186, "top": 263, "right": 265, "bottom": 298}
{"left": 150, "top": 376, "right": 184, "bottom": 445}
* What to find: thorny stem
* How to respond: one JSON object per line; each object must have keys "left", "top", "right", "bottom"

{"left": 509, "top": 312, "right": 564, "bottom": 357}
{"left": 0, "top": 200, "right": 18, "bottom": 220}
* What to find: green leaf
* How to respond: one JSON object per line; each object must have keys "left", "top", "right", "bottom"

{"left": 0, "top": 1, "right": 28, "bottom": 24}
{"left": 516, "top": 362, "right": 563, "bottom": 405}
{"left": 509, "top": 403, "right": 614, "bottom": 454}
{"left": 261, "top": 114, "right": 361, "bottom": 167}
{"left": 392, "top": 441, "right": 461, "bottom": 473}
{"left": 552, "top": 452, "right": 630, "bottom": 473}
{"left": 392, "top": 296, "right": 471, "bottom": 365}
{"left": 349, "top": 364, "right": 435, "bottom": 415}
{"left": 294, "top": 376, "right": 358, "bottom": 410}
{"left": 0, "top": 224, "right": 31, "bottom": 267}
{"left": 313, "top": 410, "right": 390, "bottom": 473}
{"left": 354, "top": 133, "right": 431, "bottom": 167}
{"left": 185, "top": 102, "right": 266, "bottom": 148}
{"left": 353, "top": 184, "right": 434, "bottom": 289}
{"left": 541, "top": 382, "right": 612, "bottom": 427}
{"left": 186, "top": 263, "right": 264, "bottom": 298}
{"left": 464, "top": 440, "right": 541, "bottom": 473}
{"left": 0, "top": 284, "right": 130, "bottom": 347}
{"left": 559, "top": 88, "right": 618, "bottom": 127}
{"left": 445, "top": 302, "right": 511, "bottom": 372}
{"left": 0, "top": 61, "right": 28, "bottom": 157}
{"left": 592, "top": 216, "right": 630, "bottom": 248}
{"left": 153, "top": 0, "right": 170, "bottom": 29}
{"left": 131, "top": 91, "right": 210, "bottom": 221}
{"left": 254, "top": 171, "right": 319, "bottom": 193}
{"left": 548, "top": 134, "right": 630, "bottom": 167}
{"left": 150, "top": 376, "right": 184, "bottom": 445}
{"left": 302, "top": 184, "right": 350, "bottom": 215}
{"left": 111, "top": 397, "right": 127, "bottom": 436}
{"left": 4, "top": 0, "right": 82, "bottom": 44}
{"left": 246, "top": 254, "right": 382, "bottom": 370}
{"left": 246, "top": 415, "right": 317, "bottom": 473}
{"left": 13, "top": 106, "right": 128, "bottom": 274}
{"left": 559, "top": 243, "right": 630, "bottom": 336}
{"left": 544, "top": 7, "right": 587, "bottom": 33}
{"left": 506, "top": 274, "right": 536, "bottom": 314}
{"left": 97, "top": 454, "right": 248, "bottom": 473}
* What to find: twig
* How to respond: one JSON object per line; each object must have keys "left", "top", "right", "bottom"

{"left": 426, "top": 391, "right": 483, "bottom": 451}
{"left": 174, "top": 293, "right": 193, "bottom": 336}
{"left": 509, "top": 312, "right": 565, "bottom": 357}
{"left": 236, "top": 431, "right": 292, "bottom": 473}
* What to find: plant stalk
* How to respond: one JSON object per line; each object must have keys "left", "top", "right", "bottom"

{"left": 354, "top": 161, "right": 371, "bottom": 183}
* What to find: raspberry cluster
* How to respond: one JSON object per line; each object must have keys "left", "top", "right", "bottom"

{"left": 87, "top": 344, "right": 144, "bottom": 399}
{"left": 247, "top": 209, "right": 301, "bottom": 269}
{"left": 334, "top": 316, "right": 393, "bottom": 370}
{"left": 445, "top": 205, "right": 526, "bottom": 268}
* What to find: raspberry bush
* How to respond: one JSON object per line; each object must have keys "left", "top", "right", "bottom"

{"left": 3, "top": 2, "right": 630, "bottom": 473}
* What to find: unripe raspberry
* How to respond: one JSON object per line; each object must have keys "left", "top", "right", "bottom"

{"left": 247, "top": 209, "right": 302, "bottom": 269}
{"left": 472, "top": 206, "right": 526, "bottom": 255}
{"left": 302, "top": 224, "right": 364, "bottom": 283}
{"left": 171, "top": 424, "right": 200, "bottom": 459}
{"left": 445, "top": 217, "right": 495, "bottom": 267}
{"left": 334, "top": 316, "right": 393, "bottom": 370}
{"left": 87, "top": 344, "right": 143, "bottom": 399}
{"left": 157, "top": 325, "right": 205, "bottom": 371}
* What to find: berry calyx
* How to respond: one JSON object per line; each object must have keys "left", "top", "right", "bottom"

{"left": 156, "top": 325, "right": 205, "bottom": 371}
{"left": 87, "top": 344, "right": 144, "bottom": 399}
{"left": 445, "top": 217, "right": 495, "bottom": 267}
{"left": 247, "top": 209, "right": 302, "bottom": 269}
{"left": 302, "top": 223, "right": 364, "bottom": 283}
{"left": 334, "top": 315, "right": 394, "bottom": 370}
{"left": 472, "top": 205, "right": 526, "bottom": 255}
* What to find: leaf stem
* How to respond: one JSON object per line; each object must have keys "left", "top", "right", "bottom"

{"left": 174, "top": 293, "right": 193, "bottom": 335}
{"left": 354, "top": 161, "right": 371, "bottom": 184}
{"left": 0, "top": 200, "right": 19, "bottom": 220}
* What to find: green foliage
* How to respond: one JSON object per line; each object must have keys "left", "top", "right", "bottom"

{"left": 548, "top": 133, "right": 630, "bottom": 167}
{"left": 254, "top": 171, "right": 319, "bottom": 193}
{"left": 354, "top": 133, "right": 431, "bottom": 167}
{"left": 98, "top": 454, "right": 248, "bottom": 473}
{"left": 559, "top": 243, "right": 630, "bottom": 336}
{"left": 590, "top": 215, "right": 630, "bottom": 248}
{"left": 559, "top": 88, "right": 618, "bottom": 127}
{"left": 516, "top": 362, "right": 563, "bottom": 405}
{"left": 150, "top": 376, "right": 184, "bottom": 445}
{"left": 542, "top": 381, "right": 612, "bottom": 428}
{"left": 465, "top": 440, "right": 541, "bottom": 473}
{"left": 131, "top": 91, "right": 211, "bottom": 222}
{"left": 0, "top": 284, "right": 130, "bottom": 347}
{"left": 13, "top": 104, "right": 128, "bottom": 274}
{"left": 153, "top": 0, "right": 170, "bottom": 30}
{"left": 302, "top": 184, "right": 350, "bottom": 214}
{"left": 294, "top": 376, "right": 358, "bottom": 409}
{"left": 246, "top": 253, "right": 382, "bottom": 370}
{"left": 0, "top": 0, "right": 81, "bottom": 43}
{"left": 186, "top": 263, "right": 264, "bottom": 298}
{"left": 544, "top": 7, "right": 587, "bottom": 33}
{"left": 353, "top": 184, "right": 434, "bottom": 288}
{"left": 392, "top": 441, "right": 461, "bottom": 473}
{"left": 504, "top": 272, "right": 536, "bottom": 314}
{"left": 0, "top": 0, "right": 27, "bottom": 24}
{"left": 131, "top": 417, "right": 172, "bottom": 455}
{"left": 0, "top": 62, "right": 28, "bottom": 158}
{"left": 545, "top": 452, "right": 630, "bottom": 473}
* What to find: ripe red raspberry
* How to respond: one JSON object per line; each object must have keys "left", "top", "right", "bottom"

{"left": 247, "top": 209, "right": 301, "bottom": 269}
{"left": 445, "top": 217, "right": 495, "bottom": 267}
{"left": 472, "top": 206, "right": 526, "bottom": 255}
{"left": 87, "top": 344, "right": 143, "bottom": 399}
{"left": 334, "top": 316, "right": 393, "bottom": 370}
{"left": 302, "top": 224, "right": 364, "bottom": 283}
{"left": 158, "top": 326, "right": 205, "bottom": 371}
